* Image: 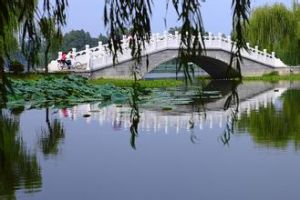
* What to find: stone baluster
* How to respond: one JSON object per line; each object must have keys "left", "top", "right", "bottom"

{"left": 153, "top": 33, "right": 157, "bottom": 50}
{"left": 85, "top": 44, "right": 91, "bottom": 70}
{"left": 72, "top": 48, "right": 76, "bottom": 57}
{"left": 58, "top": 51, "right": 62, "bottom": 60}
{"left": 122, "top": 35, "right": 127, "bottom": 49}
{"left": 97, "top": 41, "right": 103, "bottom": 65}
{"left": 218, "top": 32, "right": 222, "bottom": 47}
{"left": 255, "top": 45, "right": 259, "bottom": 59}
{"left": 164, "top": 31, "right": 168, "bottom": 47}
{"left": 227, "top": 35, "right": 231, "bottom": 43}
{"left": 263, "top": 49, "right": 267, "bottom": 61}
{"left": 246, "top": 43, "right": 250, "bottom": 55}
{"left": 271, "top": 52, "right": 275, "bottom": 58}
{"left": 71, "top": 48, "right": 77, "bottom": 65}
{"left": 98, "top": 41, "right": 103, "bottom": 52}
{"left": 227, "top": 35, "right": 231, "bottom": 49}
{"left": 208, "top": 32, "right": 213, "bottom": 47}
{"left": 175, "top": 31, "right": 180, "bottom": 46}
{"left": 271, "top": 51, "right": 276, "bottom": 65}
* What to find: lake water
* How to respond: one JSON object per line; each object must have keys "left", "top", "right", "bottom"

{"left": 1, "top": 80, "right": 300, "bottom": 200}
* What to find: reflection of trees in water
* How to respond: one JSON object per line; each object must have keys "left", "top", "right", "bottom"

{"left": 129, "top": 82, "right": 141, "bottom": 150}
{"left": 0, "top": 111, "right": 42, "bottom": 199}
{"left": 237, "top": 90, "right": 300, "bottom": 150}
{"left": 220, "top": 81, "right": 240, "bottom": 146}
{"left": 39, "top": 108, "right": 65, "bottom": 156}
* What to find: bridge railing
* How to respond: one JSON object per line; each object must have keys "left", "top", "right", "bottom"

{"left": 49, "top": 31, "right": 287, "bottom": 72}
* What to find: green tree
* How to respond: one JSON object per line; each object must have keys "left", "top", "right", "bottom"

{"left": 0, "top": 0, "right": 67, "bottom": 103}
{"left": 245, "top": 3, "right": 300, "bottom": 65}
{"left": 98, "top": 33, "right": 109, "bottom": 44}
{"left": 168, "top": 26, "right": 182, "bottom": 34}
{"left": 39, "top": 17, "right": 63, "bottom": 73}
{"left": 61, "top": 29, "right": 98, "bottom": 51}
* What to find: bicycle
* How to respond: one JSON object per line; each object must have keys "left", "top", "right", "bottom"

{"left": 72, "top": 62, "right": 86, "bottom": 70}
{"left": 57, "top": 59, "right": 71, "bottom": 70}
{"left": 57, "top": 60, "right": 86, "bottom": 71}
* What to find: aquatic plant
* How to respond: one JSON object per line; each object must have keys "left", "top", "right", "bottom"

{"left": 6, "top": 75, "right": 131, "bottom": 109}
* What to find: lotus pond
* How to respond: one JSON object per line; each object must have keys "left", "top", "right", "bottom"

{"left": 1, "top": 78, "right": 300, "bottom": 200}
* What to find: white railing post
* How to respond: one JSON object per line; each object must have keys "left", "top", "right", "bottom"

{"left": 208, "top": 32, "right": 213, "bottom": 47}
{"left": 98, "top": 41, "right": 103, "bottom": 52}
{"left": 85, "top": 45, "right": 91, "bottom": 70}
{"left": 175, "top": 31, "right": 180, "bottom": 46}
{"left": 72, "top": 48, "right": 76, "bottom": 62}
{"left": 122, "top": 35, "right": 127, "bottom": 49}
{"left": 263, "top": 49, "right": 267, "bottom": 61}
{"left": 271, "top": 52, "right": 275, "bottom": 65}
{"left": 227, "top": 35, "right": 231, "bottom": 49}
{"left": 85, "top": 44, "right": 90, "bottom": 52}
{"left": 58, "top": 51, "right": 62, "bottom": 60}
{"left": 246, "top": 43, "right": 250, "bottom": 55}
{"left": 271, "top": 52, "right": 275, "bottom": 58}
{"left": 154, "top": 33, "right": 158, "bottom": 50}
{"left": 255, "top": 45, "right": 259, "bottom": 59}
{"left": 246, "top": 43, "right": 250, "bottom": 48}
{"left": 164, "top": 31, "right": 168, "bottom": 47}
{"left": 227, "top": 35, "right": 231, "bottom": 42}
{"left": 72, "top": 48, "right": 76, "bottom": 55}
{"left": 218, "top": 32, "right": 222, "bottom": 47}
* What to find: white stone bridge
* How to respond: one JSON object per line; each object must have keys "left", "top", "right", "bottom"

{"left": 48, "top": 32, "right": 288, "bottom": 79}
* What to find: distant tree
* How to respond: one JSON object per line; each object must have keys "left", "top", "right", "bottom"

{"left": 39, "top": 17, "right": 63, "bottom": 73}
{"left": 61, "top": 30, "right": 98, "bottom": 51}
{"left": 168, "top": 26, "right": 182, "bottom": 34}
{"left": 98, "top": 33, "right": 109, "bottom": 44}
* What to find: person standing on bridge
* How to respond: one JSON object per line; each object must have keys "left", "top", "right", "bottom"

{"left": 66, "top": 49, "right": 74, "bottom": 69}
{"left": 58, "top": 52, "right": 68, "bottom": 69}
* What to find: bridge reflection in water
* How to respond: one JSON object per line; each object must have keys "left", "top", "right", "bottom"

{"left": 58, "top": 87, "right": 286, "bottom": 135}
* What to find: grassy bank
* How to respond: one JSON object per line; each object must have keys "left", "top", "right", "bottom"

{"left": 7, "top": 73, "right": 183, "bottom": 88}
{"left": 89, "top": 78, "right": 183, "bottom": 88}
{"left": 243, "top": 72, "right": 300, "bottom": 81}
{"left": 7, "top": 72, "right": 69, "bottom": 81}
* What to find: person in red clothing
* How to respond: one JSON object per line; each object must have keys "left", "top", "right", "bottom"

{"left": 58, "top": 52, "right": 67, "bottom": 65}
{"left": 58, "top": 52, "right": 72, "bottom": 69}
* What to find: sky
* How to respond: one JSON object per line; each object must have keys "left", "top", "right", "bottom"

{"left": 64, "top": 0, "right": 292, "bottom": 37}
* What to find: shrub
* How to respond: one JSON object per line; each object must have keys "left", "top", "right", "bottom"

{"left": 10, "top": 60, "right": 24, "bottom": 74}
{"left": 263, "top": 71, "right": 279, "bottom": 76}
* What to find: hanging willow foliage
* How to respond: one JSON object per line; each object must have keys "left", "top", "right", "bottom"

{"left": 0, "top": 0, "right": 68, "bottom": 105}
{"left": 245, "top": 3, "right": 300, "bottom": 65}
{"left": 104, "top": 0, "right": 251, "bottom": 81}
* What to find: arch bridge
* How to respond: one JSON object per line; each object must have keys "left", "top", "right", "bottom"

{"left": 48, "top": 32, "right": 287, "bottom": 79}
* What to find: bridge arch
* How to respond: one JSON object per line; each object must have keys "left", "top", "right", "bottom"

{"left": 143, "top": 49, "right": 238, "bottom": 79}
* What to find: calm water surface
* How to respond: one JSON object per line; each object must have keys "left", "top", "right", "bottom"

{"left": 1, "top": 81, "right": 300, "bottom": 200}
